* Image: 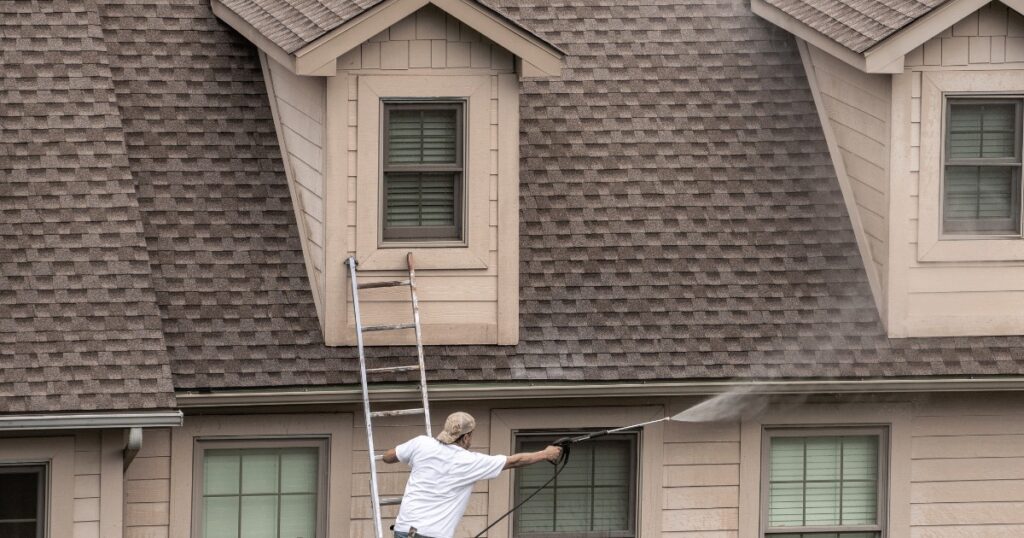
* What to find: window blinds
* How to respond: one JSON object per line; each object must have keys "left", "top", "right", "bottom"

{"left": 383, "top": 104, "right": 462, "bottom": 239}
{"left": 944, "top": 101, "right": 1021, "bottom": 233}
{"left": 387, "top": 109, "right": 458, "bottom": 164}
{"left": 768, "top": 436, "right": 879, "bottom": 529}
{"left": 202, "top": 448, "right": 319, "bottom": 538}
{"left": 384, "top": 173, "right": 457, "bottom": 228}
{"left": 515, "top": 438, "right": 634, "bottom": 536}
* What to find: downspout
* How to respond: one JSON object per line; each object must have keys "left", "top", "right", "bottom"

{"left": 123, "top": 427, "right": 143, "bottom": 471}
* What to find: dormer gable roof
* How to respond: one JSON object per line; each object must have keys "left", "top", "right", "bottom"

{"left": 212, "top": 0, "right": 564, "bottom": 76}
{"left": 755, "top": 0, "right": 1024, "bottom": 72}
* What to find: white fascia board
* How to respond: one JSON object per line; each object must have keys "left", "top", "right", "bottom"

{"left": 176, "top": 378, "right": 1024, "bottom": 407}
{"left": 0, "top": 411, "right": 183, "bottom": 431}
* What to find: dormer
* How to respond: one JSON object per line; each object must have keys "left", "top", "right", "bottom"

{"left": 756, "top": 0, "right": 1024, "bottom": 337}
{"left": 212, "top": 0, "right": 564, "bottom": 345}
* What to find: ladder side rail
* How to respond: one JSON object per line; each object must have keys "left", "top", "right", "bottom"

{"left": 407, "top": 253, "right": 432, "bottom": 437}
{"left": 347, "top": 257, "right": 386, "bottom": 538}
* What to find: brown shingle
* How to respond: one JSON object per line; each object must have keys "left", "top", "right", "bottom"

{"left": 6, "top": 0, "right": 1024, "bottom": 407}
{"left": 764, "top": 0, "right": 949, "bottom": 52}
{"left": 0, "top": 0, "right": 175, "bottom": 413}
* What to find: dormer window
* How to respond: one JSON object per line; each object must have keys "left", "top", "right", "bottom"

{"left": 943, "top": 98, "right": 1023, "bottom": 236}
{"left": 382, "top": 101, "right": 465, "bottom": 243}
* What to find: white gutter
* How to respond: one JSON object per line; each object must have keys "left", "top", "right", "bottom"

{"left": 176, "top": 377, "right": 1024, "bottom": 408}
{"left": 0, "top": 411, "right": 183, "bottom": 431}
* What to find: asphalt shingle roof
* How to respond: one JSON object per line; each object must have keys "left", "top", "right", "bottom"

{"left": 0, "top": 0, "right": 175, "bottom": 412}
{"left": 3, "top": 0, "right": 1024, "bottom": 410}
{"left": 763, "top": 0, "right": 948, "bottom": 52}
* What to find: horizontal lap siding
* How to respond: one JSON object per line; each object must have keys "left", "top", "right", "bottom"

{"left": 897, "top": 3, "right": 1024, "bottom": 336}
{"left": 267, "top": 58, "right": 327, "bottom": 320}
{"left": 807, "top": 45, "right": 891, "bottom": 297}
{"left": 662, "top": 422, "right": 740, "bottom": 535}
{"left": 911, "top": 396, "right": 1024, "bottom": 537}
{"left": 125, "top": 428, "right": 171, "bottom": 538}
{"left": 341, "top": 4, "right": 513, "bottom": 345}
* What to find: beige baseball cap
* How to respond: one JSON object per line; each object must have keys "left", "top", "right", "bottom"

{"left": 437, "top": 412, "right": 476, "bottom": 444}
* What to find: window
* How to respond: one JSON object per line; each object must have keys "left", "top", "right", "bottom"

{"left": 193, "top": 440, "right": 326, "bottom": 538}
{"left": 381, "top": 101, "right": 465, "bottom": 242}
{"left": 943, "top": 97, "right": 1023, "bottom": 235}
{"left": 0, "top": 466, "right": 45, "bottom": 538}
{"left": 513, "top": 432, "right": 637, "bottom": 538}
{"left": 761, "top": 429, "right": 887, "bottom": 538}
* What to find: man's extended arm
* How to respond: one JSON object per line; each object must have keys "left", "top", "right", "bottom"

{"left": 380, "top": 445, "right": 561, "bottom": 468}
{"left": 503, "top": 445, "right": 561, "bottom": 470}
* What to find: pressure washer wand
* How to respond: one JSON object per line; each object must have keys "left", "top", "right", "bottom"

{"left": 560, "top": 416, "right": 672, "bottom": 445}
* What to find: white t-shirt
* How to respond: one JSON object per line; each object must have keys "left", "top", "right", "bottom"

{"left": 393, "top": 435, "right": 507, "bottom": 538}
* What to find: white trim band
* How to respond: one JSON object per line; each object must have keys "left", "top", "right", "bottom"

{"left": 176, "top": 377, "right": 1024, "bottom": 408}
{"left": 0, "top": 411, "right": 183, "bottom": 431}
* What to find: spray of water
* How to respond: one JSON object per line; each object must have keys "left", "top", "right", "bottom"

{"left": 670, "top": 386, "right": 771, "bottom": 423}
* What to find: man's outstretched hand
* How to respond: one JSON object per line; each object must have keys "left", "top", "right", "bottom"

{"left": 543, "top": 445, "right": 563, "bottom": 463}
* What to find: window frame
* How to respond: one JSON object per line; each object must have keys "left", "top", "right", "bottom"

{"left": 380, "top": 100, "right": 467, "bottom": 243}
{"left": 190, "top": 438, "right": 329, "bottom": 538}
{"left": 940, "top": 95, "right": 1024, "bottom": 237}
{"left": 759, "top": 426, "right": 889, "bottom": 538}
{"left": 511, "top": 430, "right": 639, "bottom": 538}
{"left": 0, "top": 464, "right": 47, "bottom": 538}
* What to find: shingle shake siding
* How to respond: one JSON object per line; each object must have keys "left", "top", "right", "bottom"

{"left": 2, "top": 0, "right": 1024, "bottom": 413}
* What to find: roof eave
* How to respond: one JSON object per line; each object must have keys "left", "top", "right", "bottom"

{"left": 0, "top": 410, "right": 184, "bottom": 431}
{"left": 212, "top": 0, "right": 565, "bottom": 78}
{"left": 757, "top": 0, "right": 1024, "bottom": 74}
{"left": 752, "top": 0, "right": 904, "bottom": 73}
{"left": 176, "top": 377, "right": 1024, "bottom": 408}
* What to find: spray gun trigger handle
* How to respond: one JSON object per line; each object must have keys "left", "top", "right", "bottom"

{"left": 551, "top": 437, "right": 572, "bottom": 466}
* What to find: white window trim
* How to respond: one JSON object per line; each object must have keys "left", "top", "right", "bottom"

{"left": 488, "top": 406, "right": 664, "bottom": 538}
{"left": 356, "top": 75, "right": 492, "bottom": 271}
{"left": 919, "top": 70, "right": 1024, "bottom": 261}
{"left": 737, "top": 403, "right": 911, "bottom": 538}
{"left": 168, "top": 413, "right": 353, "bottom": 538}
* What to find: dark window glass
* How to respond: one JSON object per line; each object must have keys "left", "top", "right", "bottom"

{"left": 382, "top": 102, "right": 464, "bottom": 242}
{"left": 943, "top": 99, "right": 1023, "bottom": 235}
{"left": 0, "top": 466, "right": 45, "bottom": 538}
{"left": 513, "top": 433, "right": 637, "bottom": 538}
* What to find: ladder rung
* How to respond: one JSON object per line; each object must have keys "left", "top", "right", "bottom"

{"left": 362, "top": 322, "right": 416, "bottom": 332}
{"left": 366, "top": 365, "right": 421, "bottom": 374}
{"left": 358, "top": 279, "right": 411, "bottom": 290}
{"left": 370, "top": 407, "right": 424, "bottom": 418}
{"left": 380, "top": 496, "right": 403, "bottom": 506}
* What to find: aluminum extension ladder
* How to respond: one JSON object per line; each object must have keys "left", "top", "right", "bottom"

{"left": 346, "top": 252, "right": 432, "bottom": 538}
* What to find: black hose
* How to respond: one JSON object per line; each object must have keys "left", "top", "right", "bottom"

{"left": 472, "top": 451, "right": 569, "bottom": 538}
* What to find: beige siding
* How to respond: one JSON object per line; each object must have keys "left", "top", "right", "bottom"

{"left": 336, "top": 4, "right": 515, "bottom": 346}
{"left": 890, "top": 2, "right": 1024, "bottom": 337}
{"left": 264, "top": 56, "right": 328, "bottom": 324}
{"left": 147, "top": 393, "right": 1024, "bottom": 538}
{"left": 662, "top": 422, "right": 740, "bottom": 536}
{"left": 125, "top": 428, "right": 171, "bottom": 538}
{"left": 806, "top": 44, "right": 891, "bottom": 298}
{"left": 910, "top": 394, "right": 1024, "bottom": 537}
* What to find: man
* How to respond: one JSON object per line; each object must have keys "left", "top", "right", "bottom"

{"left": 382, "top": 411, "right": 562, "bottom": 538}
